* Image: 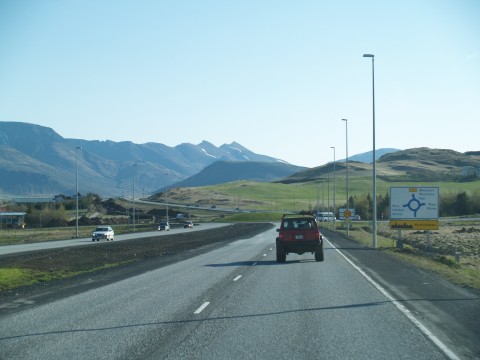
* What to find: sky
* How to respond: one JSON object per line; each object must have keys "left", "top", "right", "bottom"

{"left": 1, "top": 0, "right": 479, "bottom": 168}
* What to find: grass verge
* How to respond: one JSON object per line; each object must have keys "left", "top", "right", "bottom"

{"left": 0, "top": 264, "right": 130, "bottom": 292}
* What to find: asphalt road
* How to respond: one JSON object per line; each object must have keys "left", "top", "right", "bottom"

{"left": 0, "top": 223, "right": 229, "bottom": 256}
{"left": 1, "top": 226, "right": 470, "bottom": 360}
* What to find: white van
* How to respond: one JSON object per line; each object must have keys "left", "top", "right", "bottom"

{"left": 317, "top": 211, "right": 336, "bottom": 222}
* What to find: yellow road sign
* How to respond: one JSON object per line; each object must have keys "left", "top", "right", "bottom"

{"left": 390, "top": 220, "right": 439, "bottom": 230}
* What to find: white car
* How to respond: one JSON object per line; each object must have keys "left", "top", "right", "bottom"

{"left": 92, "top": 226, "right": 114, "bottom": 241}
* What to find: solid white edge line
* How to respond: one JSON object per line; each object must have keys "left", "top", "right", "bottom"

{"left": 324, "top": 236, "right": 460, "bottom": 360}
{"left": 233, "top": 275, "right": 242, "bottom": 282}
{"left": 194, "top": 301, "right": 210, "bottom": 315}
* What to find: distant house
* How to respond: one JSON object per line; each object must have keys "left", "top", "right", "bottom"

{"left": 53, "top": 194, "right": 72, "bottom": 202}
{"left": 0, "top": 212, "right": 26, "bottom": 229}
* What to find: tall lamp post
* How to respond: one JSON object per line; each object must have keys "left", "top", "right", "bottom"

{"left": 133, "top": 163, "right": 138, "bottom": 232}
{"left": 342, "top": 118, "right": 349, "bottom": 236}
{"left": 327, "top": 172, "right": 330, "bottom": 214}
{"left": 165, "top": 173, "right": 169, "bottom": 221}
{"left": 341, "top": 119, "right": 349, "bottom": 208}
{"left": 331, "top": 146, "right": 336, "bottom": 230}
{"left": 322, "top": 178, "right": 325, "bottom": 212}
{"left": 363, "top": 53, "right": 377, "bottom": 248}
{"left": 75, "top": 146, "right": 82, "bottom": 238}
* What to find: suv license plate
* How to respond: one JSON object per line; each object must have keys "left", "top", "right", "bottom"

{"left": 295, "top": 234, "right": 304, "bottom": 240}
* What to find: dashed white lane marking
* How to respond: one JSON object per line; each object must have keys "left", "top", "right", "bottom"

{"left": 324, "top": 237, "right": 460, "bottom": 360}
{"left": 233, "top": 275, "right": 242, "bottom": 282}
{"left": 194, "top": 302, "right": 210, "bottom": 315}
{"left": 252, "top": 262, "right": 258, "bottom": 266}
{"left": 263, "top": 254, "right": 267, "bottom": 257}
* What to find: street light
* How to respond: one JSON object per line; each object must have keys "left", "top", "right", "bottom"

{"left": 165, "top": 173, "right": 169, "bottom": 221}
{"left": 342, "top": 118, "right": 349, "bottom": 237}
{"left": 322, "top": 178, "right": 325, "bottom": 212}
{"left": 331, "top": 146, "right": 336, "bottom": 229}
{"left": 75, "top": 146, "right": 82, "bottom": 238}
{"left": 341, "top": 119, "right": 349, "bottom": 208}
{"left": 363, "top": 53, "right": 377, "bottom": 248}
{"left": 327, "top": 171, "right": 330, "bottom": 213}
{"left": 133, "top": 163, "right": 138, "bottom": 232}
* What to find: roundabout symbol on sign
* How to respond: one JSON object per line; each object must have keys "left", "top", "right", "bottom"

{"left": 403, "top": 194, "right": 425, "bottom": 218}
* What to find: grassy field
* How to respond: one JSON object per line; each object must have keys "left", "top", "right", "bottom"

{"left": 161, "top": 178, "right": 480, "bottom": 213}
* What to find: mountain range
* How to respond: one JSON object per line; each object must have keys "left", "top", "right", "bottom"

{"left": 2, "top": 122, "right": 477, "bottom": 199}
{"left": 0, "top": 122, "right": 298, "bottom": 198}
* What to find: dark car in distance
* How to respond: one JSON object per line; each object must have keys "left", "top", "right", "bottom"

{"left": 157, "top": 222, "right": 170, "bottom": 231}
{"left": 183, "top": 221, "right": 193, "bottom": 228}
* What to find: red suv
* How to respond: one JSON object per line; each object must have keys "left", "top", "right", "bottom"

{"left": 276, "top": 213, "right": 324, "bottom": 262}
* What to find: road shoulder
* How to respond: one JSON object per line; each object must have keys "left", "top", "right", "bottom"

{"left": 323, "top": 229, "right": 480, "bottom": 360}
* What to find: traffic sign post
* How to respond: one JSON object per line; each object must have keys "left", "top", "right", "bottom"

{"left": 344, "top": 209, "right": 352, "bottom": 219}
{"left": 339, "top": 208, "right": 355, "bottom": 238}
{"left": 390, "top": 187, "right": 439, "bottom": 221}
{"left": 339, "top": 208, "right": 355, "bottom": 220}
{"left": 390, "top": 187, "right": 439, "bottom": 248}
{"left": 390, "top": 220, "right": 439, "bottom": 230}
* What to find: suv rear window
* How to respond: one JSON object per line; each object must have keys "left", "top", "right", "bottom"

{"left": 282, "top": 218, "right": 316, "bottom": 229}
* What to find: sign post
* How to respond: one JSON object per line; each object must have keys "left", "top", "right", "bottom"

{"left": 390, "top": 187, "right": 439, "bottom": 247}
{"left": 339, "top": 208, "right": 355, "bottom": 238}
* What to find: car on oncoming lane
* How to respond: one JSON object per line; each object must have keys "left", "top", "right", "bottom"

{"left": 158, "top": 222, "right": 170, "bottom": 231}
{"left": 92, "top": 226, "right": 114, "bottom": 241}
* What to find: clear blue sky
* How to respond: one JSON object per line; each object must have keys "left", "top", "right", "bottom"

{"left": 1, "top": 0, "right": 479, "bottom": 167}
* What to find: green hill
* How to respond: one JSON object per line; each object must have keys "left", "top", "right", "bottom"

{"left": 158, "top": 148, "right": 479, "bottom": 218}
{"left": 276, "top": 147, "right": 480, "bottom": 184}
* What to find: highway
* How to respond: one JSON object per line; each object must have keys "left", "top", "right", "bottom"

{"left": 0, "top": 226, "right": 464, "bottom": 360}
{"left": 0, "top": 223, "right": 228, "bottom": 256}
